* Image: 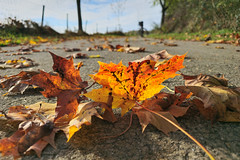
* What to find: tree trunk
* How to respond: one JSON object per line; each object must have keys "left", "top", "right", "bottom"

{"left": 161, "top": 7, "right": 166, "bottom": 26}
{"left": 159, "top": 0, "right": 169, "bottom": 27}
{"left": 76, "top": 0, "right": 83, "bottom": 32}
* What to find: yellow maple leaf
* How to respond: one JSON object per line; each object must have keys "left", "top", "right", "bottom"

{"left": 85, "top": 54, "right": 186, "bottom": 115}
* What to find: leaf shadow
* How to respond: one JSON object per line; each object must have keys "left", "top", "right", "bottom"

{"left": 20, "top": 107, "right": 240, "bottom": 160}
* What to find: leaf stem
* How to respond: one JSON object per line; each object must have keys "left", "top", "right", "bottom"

{"left": 85, "top": 82, "right": 96, "bottom": 90}
{"left": 135, "top": 101, "right": 215, "bottom": 160}
{"left": 165, "top": 86, "right": 175, "bottom": 93}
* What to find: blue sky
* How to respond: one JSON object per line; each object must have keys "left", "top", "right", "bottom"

{"left": 0, "top": 0, "right": 162, "bottom": 34}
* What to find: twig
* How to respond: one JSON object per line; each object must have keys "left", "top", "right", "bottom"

{"left": 85, "top": 82, "right": 96, "bottom": 90}
{"left": 135, "top": 101, "right": 215, "bottom": 160}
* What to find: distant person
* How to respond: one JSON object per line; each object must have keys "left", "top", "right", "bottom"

{"left": 139, "top": 21, "right": 144, "bottom": 37}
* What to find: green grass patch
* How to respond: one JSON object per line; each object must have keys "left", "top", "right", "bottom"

{"left": 147, "top": 29, "right": 239, "bottom": 42}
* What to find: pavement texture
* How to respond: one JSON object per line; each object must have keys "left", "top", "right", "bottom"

{"left": 0, "top": 37, "right": 240, "bottom": 160}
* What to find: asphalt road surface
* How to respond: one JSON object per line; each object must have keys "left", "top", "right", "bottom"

{"left": 0, "top": 37, "right": 240, "bottom": 160}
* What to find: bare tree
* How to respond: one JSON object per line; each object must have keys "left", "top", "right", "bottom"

{"left": 111, "top": 0, "right": 126, "bottom": 31}
{"left": 153, "top": 0, "right": 173, "bottom": 27}
{"left": 76, "top": 0, "right": 83, "bottom": 32}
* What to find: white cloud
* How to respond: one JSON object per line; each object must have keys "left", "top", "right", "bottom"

{"left": 0, "top": 0, "right": 162, "bottom": 34}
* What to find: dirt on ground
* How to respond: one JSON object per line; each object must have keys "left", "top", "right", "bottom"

{"left": 0, "top": 37, "right": 240, "bottom": 160}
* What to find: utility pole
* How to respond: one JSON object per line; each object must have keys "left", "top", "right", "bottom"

{"left": 84, "top": 20, "right": 88, "bottom": 32}
{"left": 66, "top": 13, "right": 69, "bottom": 31}
{"left": 96, "top": 23, "right": 98, "bottom": 33}
{"left": 41, "top": 5, "right": 45, "bottom": 27}
{"left": 76, "top": 0, "right": 83, "bottom": 32}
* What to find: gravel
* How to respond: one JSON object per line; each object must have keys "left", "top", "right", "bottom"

{"left": 0, "top": 37, "right": 240, "bottom": 160}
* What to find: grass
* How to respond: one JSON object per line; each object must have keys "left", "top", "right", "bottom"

{"left": 0, "top": 30, "right": 63, "bottom": 47}
{"left": 147, "top": 29, "right": 239, "bottom": 42}
{"left": 1, "top": 28, "right": 239, "bottom": 47}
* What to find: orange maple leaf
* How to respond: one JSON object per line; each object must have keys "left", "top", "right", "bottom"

{"left": 85, "top": 54, "right": 186, "bottom": 115}
{"left": 25, "top": 52, "right": 88, "bottom": 122}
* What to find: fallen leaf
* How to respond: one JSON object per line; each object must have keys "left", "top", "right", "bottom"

{"left": 123, "top": 47, "right": 145, "bottom": 53}
{"left": 215, "top": 39, "right": 225, "bottom": 43}
{"left": 25, "top": 52, "right": 88, "bottom": 122}
{"left": 61, "top": 102, "right": 102, "bottom": 141}
{"left": 85, "top": 54, "right": 186, "bottom": 115}
{"left": 66, "top": 53, "right": 88, "bottom": 59}
{"left": 5, "top": 52, "right": 32, "bottom": 56}
{"left": 93, "top": 45, "right": 103, "bottom": 51}
{"left": 29, "top": 40, "right": 37, "bottom": 45}
{"left": 133, "top": 91, "right": 190, "bottom": 134}
{"left": 215, "top": 46, "right": 224, "bottom": 49}
{"left": 179, "top": 74, "right": 239, "bottom": 122}
{"left": 150, "top": 42, "right": 158, "bottom": 45}
{"left": 0, "top": 71, "right": 40, "bottom": 94}
{"left": 115, "top": 44, "right": 124, "bottom": 49}
{"left": 132, "top": 50, "right": 174, "bottom": 62}
{"left": 164, "top": 42, "right": 178, "bottom": 46}
{"left": 0, "top": 57, "right": 38, "bottom": 69}
{"left": 17, "top": 120, "right": 54, "bottom": 154}
{"left": 89, "top": 55, "right": 101, "bottom": 58}
{"left": 0, "top": 130, "right": 24, "bottom": 159}
{"left": 37, "top": 36, "right": 48, "bottom": 43}
{"left": 0, "top": 104, "right": 56, "bottom": 159}
{"left": 86, "top": 47, "right": 92, "bottom": 51}
{"left": 133, "top": 107, "right": 178, "bottom": 134}
{"left": 102, "top": 44, "right": 114, "bottom": 51}
{"left": 182, "top": 73, "right": 228, "bottom": 87}
{"left": 64, "top": 48, "right": 81, "bottom": 52}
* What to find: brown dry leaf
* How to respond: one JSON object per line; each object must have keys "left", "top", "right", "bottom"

{"left": 32, "top": 49, "right": 41, "bottom": 52}
{"left": 164, "top": 42, "right": 178, "bottom": 46}
{"left": 18, "top": 46, "right": 34, "bottom": 52}
{"left": 17, "top": 120, "right": 55, "bottom": 155}
{"left": 3, "top": 102, "right": 56, "bottom": 122}
{"left": 25, "top": 52, "right": 88, "bottom": 123}
{"left": 124, "top": 47, "right": 145, "bottom": 53}
{"left": 176, "top": 85, "right": 240, "bottom": 122}
{"left": 61, "top": 102, "right": 103, "bottom": 141}
{"left": 182, "top": 73, "right": 228, "bottom": 87}
{"left": 133, "top": 92, "right": 190, "bottom": 134}
{"left": 0, "top": 130, "right": 24, "bottom": 159}
{"left": 93, "top": 45, "right": 103, "bottom": 51}
{"left": 102, "top": 44, "right": 114, "bottom": 51}
{"left": 115, "top": 44, "right": 124, "bottom": 49}
{"left": 215, "top": 39, "right": 225, "bottom": 43}
{"left": 65, "top": 53, "right": 88, "bottom": 59}
{"left": 0, "top": 50, "right": 9, "bottom": 53}
{"left": 0, "top": 71, "right": 40, "bottom": 94}
{"left": 64, "top": 48, "right": 81, "bottom": 52}
{"left": 215, "top": 46, "right": 224, "bottom": 49}
{"left": 5, "top": 52, "right": 32, "bottom": 56}
{"left": 150, "top": 42, "right": 158, "bottom": 45}
{"left": 0, "top": 102, "right": 57, "bottom": 158}
{"left": 132, "top": 50, "right": 174, "bottom": 62}
{"left": 133, "top": 107, "right": 178, "bottom": 134}
{"left": 0, "top": 57, "right": 38, "bottom": 69}
{"left": 26, "top": 101, "right": 57, "bottom": 118}
{"left": 86, "top": 47, "right": 92, "bottom": 51}
{"left": 116, "top": 46, "right": 145, "bottom": 53}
